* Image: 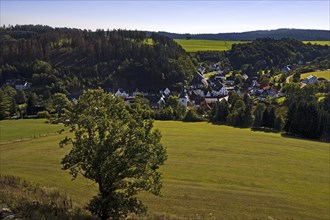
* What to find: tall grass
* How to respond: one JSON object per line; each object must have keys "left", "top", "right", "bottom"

{"left": 0, "top": 175, "right": 94, "bottom": 219}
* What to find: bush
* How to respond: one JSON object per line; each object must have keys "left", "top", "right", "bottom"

{"left": 0, "top": 175, "right": 95, "bottom": 219}
{"left": 36, "top": 110, "right": 50, "bottom": 119}
{"left": 183, "top": 108, "right": 204, "bottom": 122}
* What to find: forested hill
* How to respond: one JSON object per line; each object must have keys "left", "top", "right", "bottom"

{"left": 227, "top": 38, "right": 329, "bottom": 70}
{"left": 0, "top": 25, "right": 195, "bottom": 94}
{"left": 1, "top": 25, "right": 329, "bottom": 96}
{"left": 158, "top": 29, "right": 330, "bottom": 41}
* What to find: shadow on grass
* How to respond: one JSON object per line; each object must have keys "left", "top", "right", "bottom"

{"left": 281, "top": 132, "right": 330, "bottom": 143}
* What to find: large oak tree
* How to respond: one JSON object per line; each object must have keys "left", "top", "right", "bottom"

{"left": 60, "top": 89, "right": 167, "bottom": 219}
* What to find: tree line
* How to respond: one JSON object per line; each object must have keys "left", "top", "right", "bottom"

{"left": 0, "top": 25, "right": 195, "bottom": 94}
{"left": 158, "top": 29, "right": 330, "bottom": 41}
{"left": 209, "top": 83, "right": 330, "bottom": 141}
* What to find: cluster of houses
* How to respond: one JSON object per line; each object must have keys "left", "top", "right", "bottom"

{"left": 4, "top": 65, "right": 328, "bottom": 113}
{"left": 113, "top": 66, "right": 328, "bottom": 110}
{"left": 112, "top": 67, "right": 274, "bottom": 110}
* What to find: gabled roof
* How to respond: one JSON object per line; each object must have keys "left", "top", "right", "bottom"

{"left": 213, "top": 80, "right": 224, "bottom": 91}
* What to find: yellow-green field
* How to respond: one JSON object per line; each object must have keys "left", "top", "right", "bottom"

{"left": 0, "top": 119, "right": 65, "bottom": 143}
{"left": 1, "top": 120, "right": 329, "bottom": 219}
{"left": 173, "top": 40, "right": 329, "bottom": 52}
{"left": 300, "top": 70, "right": 330, "bottom": 81}
{"left": 303, "top": 41, "right": 330, "bottom": 46}
{"left": 174, "top": 39, "right": 250, "bottom": 52}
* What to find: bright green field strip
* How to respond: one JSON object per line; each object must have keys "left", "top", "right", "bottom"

{"left": 303, "top": 41, "right": 330, "bottom": 46}
{"left": 174, "top": 39, "right": 250, "bottom": 52}
{"left": 1, "top": 120, "right": 329, "bottom": 219}
{"left": 300, "top": 70, "right": 330, "bottom": 81}
{"left": 204, "top": 71, "right": 217, "bottom": 79}
{"left": 0, "top": 119, "right": 65, "bottom": 143}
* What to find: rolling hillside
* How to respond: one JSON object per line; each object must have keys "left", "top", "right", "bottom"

{"left": 159, "top": 28, "right": 330, "bottom": 40}
{"left": 1, "top": 120, "right": 329, "bottom": 219}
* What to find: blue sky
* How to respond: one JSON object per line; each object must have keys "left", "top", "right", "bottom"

{"left": 1, "top": 0, "right": 329, "bottom": 33}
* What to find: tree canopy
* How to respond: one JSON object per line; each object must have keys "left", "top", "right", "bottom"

{"left": 60, "top": 89, "right": 167, "bottom": 219}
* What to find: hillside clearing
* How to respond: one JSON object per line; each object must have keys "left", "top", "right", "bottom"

{"left": 302, "top": 41, "right": 330, "bottom": 46}
{"left": 300, "top": 70, "right": 330, "bottom": 81}
{"left": 174, "top": 39, "right": 250, "bottom": 52}
{"left": 1, "top": 120, "right": 329, "bottom": 219}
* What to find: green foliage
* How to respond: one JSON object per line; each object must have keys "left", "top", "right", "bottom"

{"left": 0, "top": 90, "right": 11, "bottom": 119}
{"left": 210, "top": 99, "right": 230, "bottom": 123}
{"left": 155, "top": 96, "right": 186, "bottom": 121}
{"left": 229, "top": 38, "right": 329, "bottom": 72}
{"left": 60, "top": 89, "right": 167, "bottom": 219}
{"left": 252, "top": 103, "right": 266, "bottom": 128}
{"left": 183, "top": 108, "right": 204, "bottom": 122}
{"left": 283, "top": 84, "right": 330, "bottom": 140}
{"left": 0, "top": 175, "right": 93, "bottom": 219}
{"left": 36, "top": 110, "right": 50, "bottom": 119}
{"left": 0, "top": 28, "right": 195, "bottom": 93}
{"left": 52, "top": 93, "right": 71, "bottom": 118}
{"left": 15, "top": 90, "right": 27, "bottom": 104}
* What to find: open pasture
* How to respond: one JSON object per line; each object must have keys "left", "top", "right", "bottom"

{"left": 1, "top": 120, "right": 329, "bottom": 219}
{"left": 300, "top": 70, "right": 330, "bottom": 81}
{"left": 174, "top": 39, "right": 250, "bottom": 52}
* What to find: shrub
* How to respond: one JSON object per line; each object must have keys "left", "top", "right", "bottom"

{"left": 36, "top": 110, "right": 50, "bottom": 119}
{"left": 0, "top": 175, "right": 95, "bottom": 219}
{"left": 183, "top": 108, "right": 204, "bottom": 122}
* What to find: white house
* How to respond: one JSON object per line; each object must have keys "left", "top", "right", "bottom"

{"left": 179, "top": 92, "right": 189, "bottom": 107}
{"left": 115, "top": 89, "right": 129, "bottom": 98}
{"left": 302, "top": 75, "right": 318, "bottom": 84}
{"left": 163, "top": 88, "right": 171, "bottom": 96}
{"left": 15, "top": 82, "right": 31, "bottom": 90}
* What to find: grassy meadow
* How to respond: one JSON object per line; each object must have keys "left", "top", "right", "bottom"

{"left": 303, "top": 41, "right": 330, "bottom": 46}
{"left": 0, "top": 119, "right": 65, "bottom": 143}
{"left": 1, "top": 120, "right": 329, "bottom": 219}
{"left": 300, "top": 70, "right": 330, "bottom": 81}
{"left": 174, "top": 40, "right": 329, "bottom": 52}
{"left": 174, "top": 39, "right": 250, "bottom": 52}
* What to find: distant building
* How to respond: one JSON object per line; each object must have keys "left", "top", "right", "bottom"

{"left": 15, "top": 82, "right": 31, "bottom": 90}
{"left": 302, "top": 75, "right": 318, "bottom": 84}
{"left": 280, "top": 65, "right": 292, "bottom": 73}
{"left": 179, "top": 87, "right": 189, "bottom": 107}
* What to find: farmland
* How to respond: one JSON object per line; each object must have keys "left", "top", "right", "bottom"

{"left": 300, "top": 70, "right": 330, "bottom": 81}
{"left": 174, "top": 39, "right": 250, "bottom": 52}
{"left": 173, "top": 39, "right": 329, "bottom": 52}
{"left": 302, "top": 41, "right": 330, "bottom": 46}
{"left": 1, "top": 119, "right": 329, "bottom": 219}
{"left": 0, "top": 119, "right": 65, "bottom": 143}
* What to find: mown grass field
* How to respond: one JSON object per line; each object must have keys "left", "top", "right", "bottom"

{"left": 0, "top": 119, "right": 65, "bottom": 143}
{"left": 174, "top": 39, "right": 250, "bottom": 52}
{"left": 303, "top": 41, "right": 330, "bottom": 46}
{"left": 174, "top": 40, "right": 329, "bottom": 52}
{"left": 300, "top": 70, "right": 330, "bottom": 81}
{"left": 1, "top": 120, "right": 329, "bottom": 219}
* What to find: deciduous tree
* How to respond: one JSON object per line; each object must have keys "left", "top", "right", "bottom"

{"left": 60, "top": 89, "right": 167, "bottom": 220}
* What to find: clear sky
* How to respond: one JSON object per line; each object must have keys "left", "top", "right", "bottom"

{"left": 1, "top": 0, "right": 329, "bottom": 33}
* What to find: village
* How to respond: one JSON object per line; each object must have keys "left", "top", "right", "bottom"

{"left": 5, "top": 62, "right": 327, "bottom": 117}
{"left": 109, "top": 63, "right": 327, "bottom": 112}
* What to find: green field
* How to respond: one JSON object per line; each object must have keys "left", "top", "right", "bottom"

{"left": 303, "top": 41, "right": 330, "bottom": 46}
{"left": 0, "top": 119, "right": 65, "bottom": 143}
{"left": 174, "top": 40, "right": 329, "bottom": 52}
{"left": 300, "top": 70, "right": 330, "bottom": 81}
{"left": 1, "top": 120, "right": 329, "bottom": 219}
{"left": 174, "top": 39, "right": 250, "bottom": 52}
